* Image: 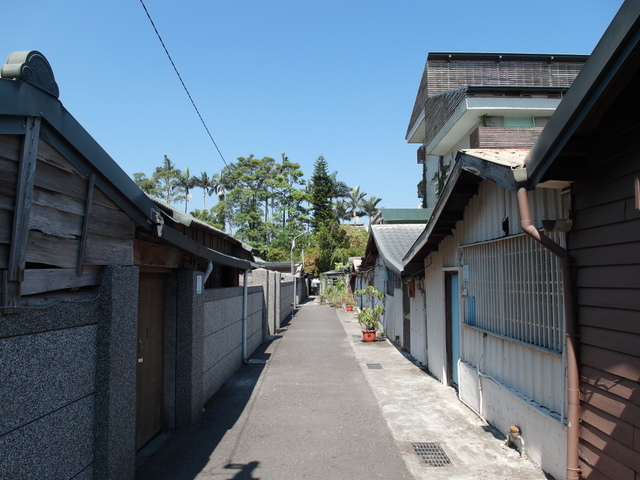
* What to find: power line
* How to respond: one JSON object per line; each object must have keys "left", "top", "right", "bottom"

{"left": 138, "top": 0, "right": 228, "bottom": 166}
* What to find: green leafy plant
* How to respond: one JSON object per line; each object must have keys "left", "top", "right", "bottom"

{"left": 354, "top": 286, "right": 386, "bottom": 331}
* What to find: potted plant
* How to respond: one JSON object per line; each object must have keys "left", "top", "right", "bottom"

{"left": 354, "top": 286, "right": 385, "bottom": 342}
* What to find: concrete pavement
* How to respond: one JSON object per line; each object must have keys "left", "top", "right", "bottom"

{"left": 136, "top": 298, "right": 550, "bottom": 480}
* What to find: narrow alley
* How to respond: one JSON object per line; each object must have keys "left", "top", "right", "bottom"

{"left": 136, "top": 298, "right": 549, "bottom": 480}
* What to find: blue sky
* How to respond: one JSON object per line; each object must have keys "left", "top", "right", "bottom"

{"left": 4, "top": 1, "right": 624, "bottom": 210}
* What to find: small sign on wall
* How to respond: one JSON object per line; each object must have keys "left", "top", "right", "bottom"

{"left": 196, "top": 275, "right": 203, "bottom": 294}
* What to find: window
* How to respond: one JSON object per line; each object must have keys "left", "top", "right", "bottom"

{"left": 460, "top": 233, "right": 565, "bottom": 352}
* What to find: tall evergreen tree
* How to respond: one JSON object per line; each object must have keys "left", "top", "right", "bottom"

{"left": 309, "top": 155, "right": 335, "bottom": 229}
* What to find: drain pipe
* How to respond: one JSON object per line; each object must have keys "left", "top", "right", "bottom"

{"left": 242, "top": 270, "right": 248, "bottom": 363}
{"left": 517, "top": 188, "right": 580, "bottom": 480}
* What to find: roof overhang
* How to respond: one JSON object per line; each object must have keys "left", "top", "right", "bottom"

{"left": 525, "top": 0, "right": 640, "bottom": 185}
{"left": 403, "top": 149, "right": 527, "bottom": 270}
{"left": 425, "top": 94, "right": 562, "bottom": 154}
{"left": 0, "top": 76, "right": 253, "bottom": 271}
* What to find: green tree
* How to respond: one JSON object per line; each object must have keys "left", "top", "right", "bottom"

{"left": 133, "top": 172, "right": 159, "bottom": 196}
{"left": 194, "top": 172, "right": 214, "bottom": 210}
{"left": 361, "top": 196, "right": 383, "bottom": 224}
{"left": 153, "top": 155, "right": 183, "bottom": 205}
{"left": 346, "top": 186, "right": 367, "bottom": 224}
{"left": 309, "top": 156, "right": 336, "bottom": 229}
{"left": 176, "top": 166, "right": 196, "bottom": 212}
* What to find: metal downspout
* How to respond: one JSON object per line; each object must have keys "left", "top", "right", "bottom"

{"left": 516, "top": 188, "right": 580, "bottom": 480}
{"left": 242, "top": 270, "right": 248, "bottom": 364}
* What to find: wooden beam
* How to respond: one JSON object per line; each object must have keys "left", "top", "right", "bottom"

{"left": 8, "top": 116, "right": 41, "bottom": 282}
{"left": 22, "top": 267, "right": 102, "bottom": 296}
{"left": 77, "top": 174, "right": 95, "bottom": 275}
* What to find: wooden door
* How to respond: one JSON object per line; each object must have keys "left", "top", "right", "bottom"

{"left": 136, "top": 273, "right": 166, "bottom": 450}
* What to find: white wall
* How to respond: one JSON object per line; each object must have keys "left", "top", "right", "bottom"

{"left": 418, "top": 179, "right": 568, "bottom": 479}
{"left": 409, "top": 284, "right": 427, "bottom": 365}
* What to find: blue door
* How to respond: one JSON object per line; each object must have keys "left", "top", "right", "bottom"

{"left": 448, "top": 273, "right": 460, "bottom": 386}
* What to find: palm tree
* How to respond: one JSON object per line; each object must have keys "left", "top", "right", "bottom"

{"left": 334, "top": 200, "right": 350, "bottom": 224}
{"left": 176, "top": 167, "right": 196, "bottom": 212}
{"left": 195, "top": 172, "right": 214, "bottom": 210}
{"left": 361, "top": 196, "right": 382, "bottom": 224}
{"left": 347, "top": 186, "right": 367, "bottom": 224}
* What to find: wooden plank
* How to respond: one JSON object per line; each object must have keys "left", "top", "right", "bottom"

{"left": 8, "top": 117, "right": 41, "bottom": 283}
{"left": 88, "top": 202, "right": 135, "bottom": 240}
{"left": 26, "top": 230, "right": 79, "bottom": 268}
{"left": 0, "top": 156, "right": 18, "bottom": 198}
{"left": 579, "top": 438, "right": 635, "bottom": 480}
{"left": 77, "top": 174, "right": 95, "bottom": 275}
{"left": 577, "top": 265, "right": 640, "bottom": 289}
{"left": 582, "top": 383, "right": 640, "bottom": 429}
{"left": 133, "top": 239, "right": 182, "bottom": 269}
{"left": 569, "top": 218, "right": 640, "bottom": 250}
{"left": 37, "top": 139, "right": 84, "bottom": 176}
{"left": 581, "top": 344, "right": 640, "bottom": 382}
{"left": 578, "top": 459, "right": 611, "bottom": 480}
{"left": 0, "top": 209, "right": 13, "bottom": 243}
{"left": 84, "top": 234, "right": 133, "bottom": 266}
{"left": 22, "top": 267, "right": 102, "bottom": 296}
{"left": 581, "top": 423, "right": 640, "bottom": 472}
{"left": 582, "top": 364, "right": 640, "bottom": 404}
{"left": 34, "top": 159, "right": 88, "bottom": 201}
{"left": 573, "top": 173, "right": 639, "bottom": 211}
{"left": 29, "top": 203, "right": 83, "bottom": 239}
{"left": 0, "top": 135, "right": 22, "bottom": 161}
{"left": 580, "top": 305, "right": 640, "bottom": 334}
{"left": 578, "top": 287, "right": 640, "bottom": 311}
{"left": 0, "top": 245, "right": 8, "bottom": 268}
{"left": 581, "top": 326, "right": 640, "bottom": 358}
{"left": 573, "top": 200, "right": 627, "bottom": 231}
{"left": 32, "top": 187, "right": 85, "bottom": 216}
{"left": 581, "top": 402, "right": 635, "bottom": 448}
{"left": 572, "top": 242, "right": 640, "bottom": 266}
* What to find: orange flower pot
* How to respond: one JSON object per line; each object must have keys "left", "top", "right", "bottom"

{"left": 362, "top": 330, "right": 376, "bottom": 342}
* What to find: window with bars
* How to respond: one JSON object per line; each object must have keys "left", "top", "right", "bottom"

{"left": 460, "top": 233, "right": 565, "bottom": 352}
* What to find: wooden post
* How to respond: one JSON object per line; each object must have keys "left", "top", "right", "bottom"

{"left": 4, "top": 116, "right": 41, "bottom": 307}
{"left": 77, "top": 173, "right": 95, "bottom": 275}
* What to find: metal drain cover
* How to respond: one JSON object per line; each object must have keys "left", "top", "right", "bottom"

{"left": 412, "top": 443, "right": 452, "bottom": 467}
{"left": 247, "top": 359, "right": 267, "bottom": 364}
{"left": 367, "top": 363, "right": 383, "bottom": 369}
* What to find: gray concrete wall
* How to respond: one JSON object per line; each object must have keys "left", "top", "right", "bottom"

{"left": 0, "top": 264, "right": 138, "bottom": 480}
{"left": 202, "top": 285, "right": 266, "bottom": 401}
{"left": 281, "top": 279, "right": 294, "bottom": 322}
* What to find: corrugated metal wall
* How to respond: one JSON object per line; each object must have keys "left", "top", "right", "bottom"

{"left": 409, "top": 287, "right": 427, "bottom": 366}
{"left": 421, "top": 179, "right": 568, "bottom": 416}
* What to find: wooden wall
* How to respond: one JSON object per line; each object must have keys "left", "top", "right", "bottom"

{"left": 0, "top": 133, "right": 135, "bottom": 304}
{"left": 570, "top": 145, "right": 640, "bottom": 480}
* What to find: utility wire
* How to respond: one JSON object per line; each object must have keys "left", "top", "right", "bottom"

{"left": 138, "top": 0, "right": 228, "bottom": 166}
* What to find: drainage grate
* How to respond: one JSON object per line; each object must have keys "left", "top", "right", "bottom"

{"left": 412, "top": 443, "right": 452, "bottom": 467}
{"left": 366, "top": 363, "right": 383, "bottom": 369}
{"left": 247, "top": 359, "right": 268, "bottom": 364}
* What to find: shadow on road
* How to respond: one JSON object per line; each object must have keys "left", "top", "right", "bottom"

{"left": 135, "top": 339, "right": 278, "bottom": 480}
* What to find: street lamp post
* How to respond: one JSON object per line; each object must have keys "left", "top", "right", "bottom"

{"left": 291, "top": 231, "right": 309, "bottom": 311}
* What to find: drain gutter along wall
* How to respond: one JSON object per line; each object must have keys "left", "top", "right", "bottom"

{"left": 517, "top": 187, "right": 579, "bottom": 480}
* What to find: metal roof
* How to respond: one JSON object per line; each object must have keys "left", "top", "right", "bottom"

{"left": 363, "top": 224, "right": 426, "bottom": 277}
{"left": 403, "top": 149, "right": 527, "bottom": 271}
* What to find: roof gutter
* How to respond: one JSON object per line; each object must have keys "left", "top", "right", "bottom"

{"left": 517, "top": 188, "right": 579, "bottom": 480}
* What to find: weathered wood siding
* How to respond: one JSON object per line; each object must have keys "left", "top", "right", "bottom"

{"left": 569, "top": 146, "right": 640, "bottom": 480}
{"left": 0, "top": 134, "right": 135, "bottom": 300}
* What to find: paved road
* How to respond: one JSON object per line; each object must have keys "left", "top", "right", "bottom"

{"left": 136, "top": 299, "right": 412, "bottom": 480}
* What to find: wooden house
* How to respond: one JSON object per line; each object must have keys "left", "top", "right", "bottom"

{"left": 523, "top": 1, "right": 640, "bottom": 477}
{"left": 0, "top": 51, "right": 263, "bottom": 479}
